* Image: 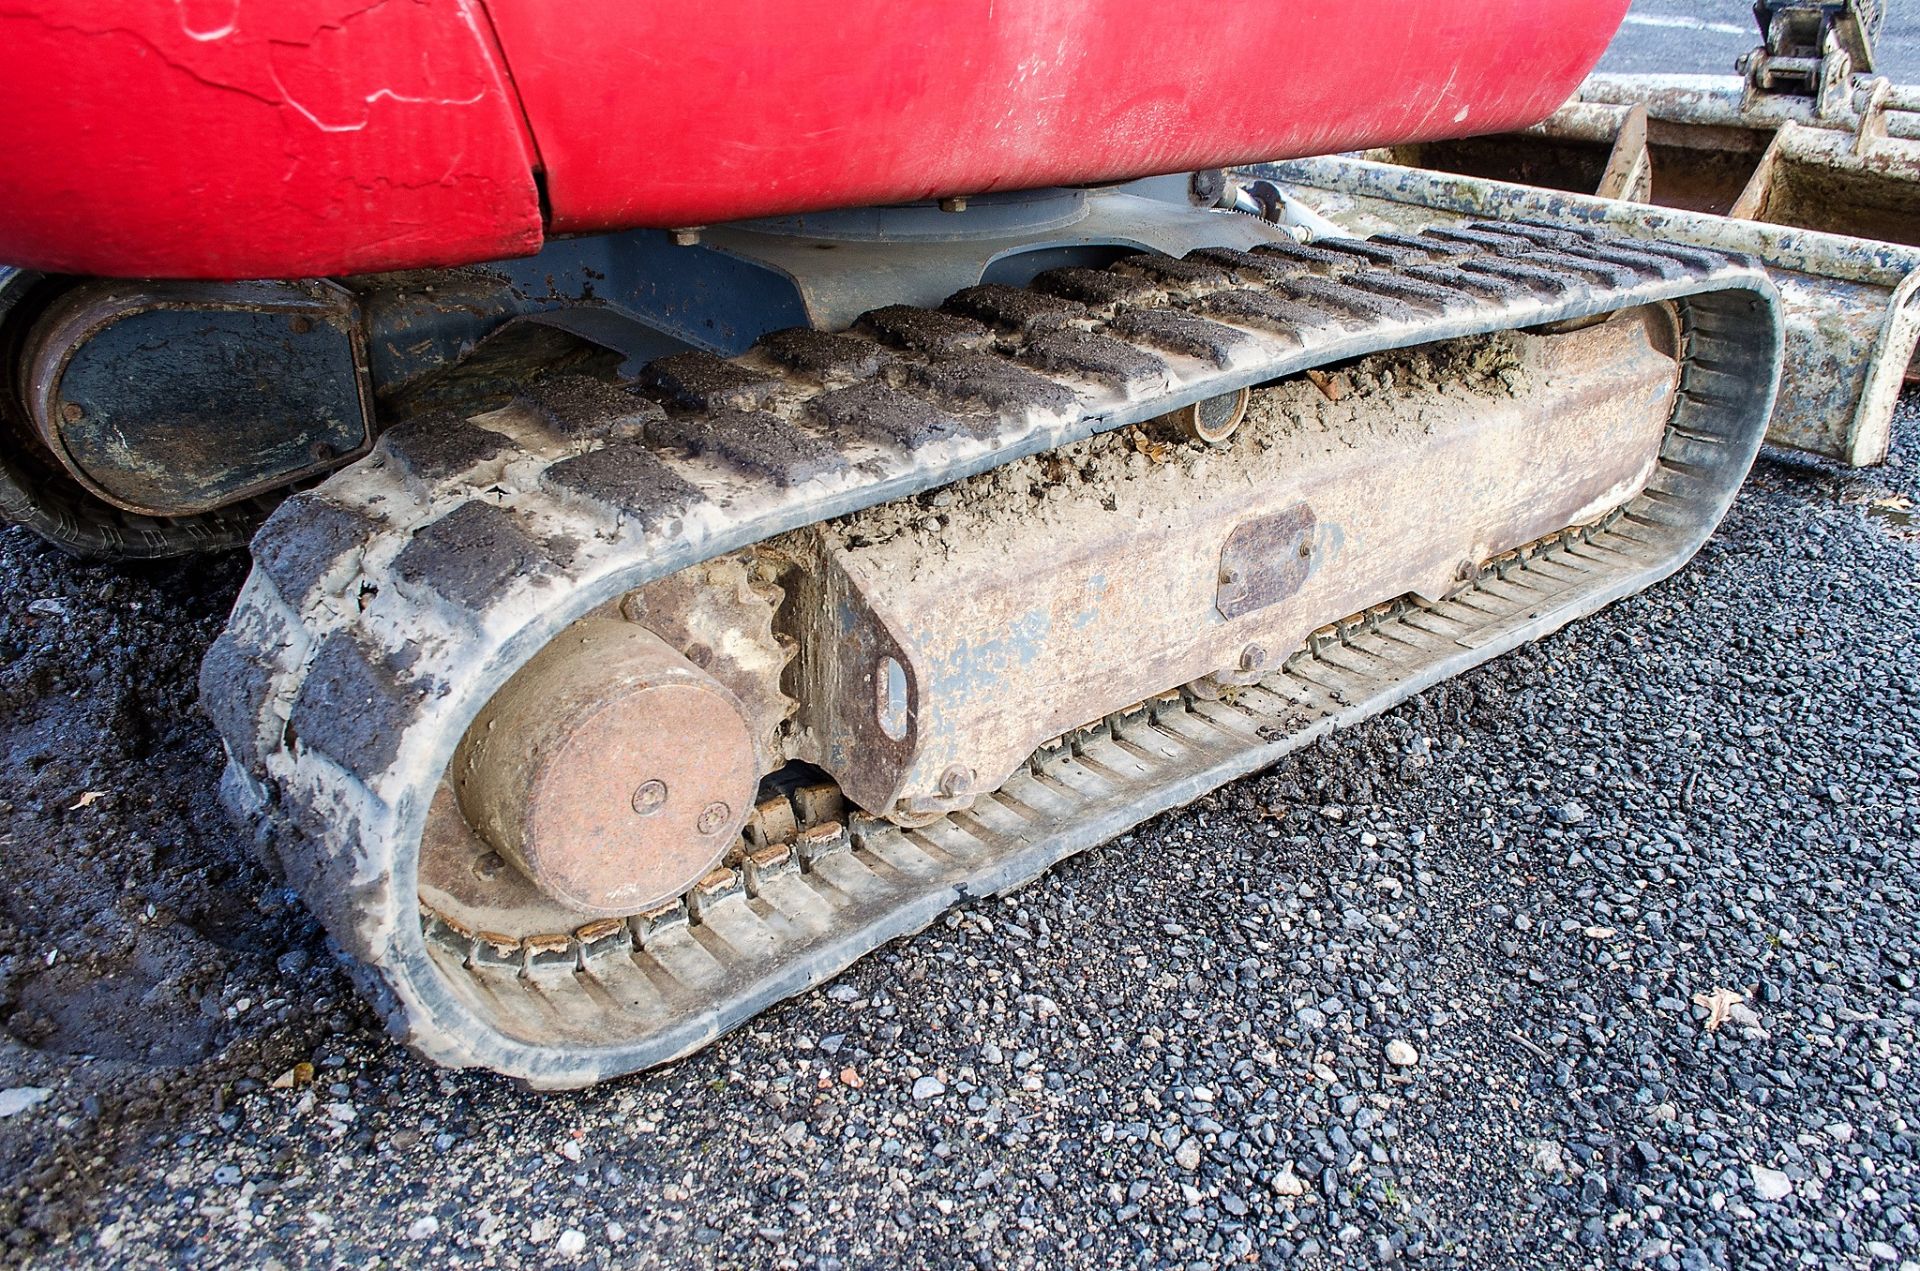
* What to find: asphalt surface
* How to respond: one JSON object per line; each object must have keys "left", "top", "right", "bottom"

{"left": 1601, "top": 0, "right": 1920, "bottom": 81}
{"left": 2, "top": 9, "right": 1919, "bottom": 1271}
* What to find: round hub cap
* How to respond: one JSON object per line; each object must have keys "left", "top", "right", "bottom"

{"left": 453, "top": 619, "right": 759, "bottom": 916}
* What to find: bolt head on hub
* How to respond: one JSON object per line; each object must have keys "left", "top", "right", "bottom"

{"left": 697, "top": 802, "right": 732, "bottom": 835}
{"left": 631, "top": 779, "right": 669, "bottom": 816}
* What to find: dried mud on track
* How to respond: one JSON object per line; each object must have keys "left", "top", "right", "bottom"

{"left": 0, "top": 393, "right": 1916, "bottom": 1269}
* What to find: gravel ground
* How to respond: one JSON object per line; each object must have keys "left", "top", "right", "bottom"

{"left": 0, "top": 376, "right": 1914, "bottom": 1268}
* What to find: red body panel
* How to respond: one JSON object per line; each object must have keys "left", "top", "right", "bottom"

{"left": 0, "top": 0, "right": 1627, "bottom": 280}
{"left": 0, "top": 0, "right": 543, "bottom": 279}
{"left": 492, "top": 0, "right": 1631, "bottom": 236}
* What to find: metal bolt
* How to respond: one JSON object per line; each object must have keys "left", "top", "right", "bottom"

{"left": 288, "top": 315, "right": 315, "bottom": 335}
{"left": 671, "top": 227, "right": 704, "bottom": 246}
{"left": 58, "top": 402, "right": 83, "bottom": 424}
{"left": 938, "top": 196, "right": 969, "bottom": 213}
{"left": 697, "top": 801, "right": 731, "bottom": 835}
{"left": 1189, "top": 168, "right": 1227, "bottom": 207}
{"left": 631, "top": 779, "right": 668, "bottom": 816}
{"left": 472, "top": 851, "right": 507, "bottom": 883}
{"left": 939, "top": 764, "right": 975, "bottom": 798}
{"left": 1238, "top": 644, "right": 1267, "bottom": 673}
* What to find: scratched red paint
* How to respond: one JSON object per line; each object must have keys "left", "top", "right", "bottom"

{"left": 0, "top": 0, "right": 542, "bottom": 279}
{"left": 0, "top": 0, "right": 1627, "bottom": 279}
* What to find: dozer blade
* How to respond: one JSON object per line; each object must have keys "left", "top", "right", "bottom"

{"left": 1252, "top": 152, "right": 1918, "bottom": 469}
{"left": 1374, "top": 74, "right": 1920, "bottom": 240}
{"left": 201, "top": 226, "right": 1778, "bottom": 1086}
{"left": 1325, "top": 67, "right": 1920, "bottom": 468}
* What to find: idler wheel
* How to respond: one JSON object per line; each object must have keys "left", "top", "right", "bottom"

{"left": 453, "top": 618, "right": 759, "bottom": 916}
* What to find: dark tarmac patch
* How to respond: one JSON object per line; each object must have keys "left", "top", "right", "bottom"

{"left": 0, "top": 541, "right": 346, "bottom": 1257}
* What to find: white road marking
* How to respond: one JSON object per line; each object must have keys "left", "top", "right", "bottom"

{"left": 1622, "top": 13, "right": 1753, "bottom": 38}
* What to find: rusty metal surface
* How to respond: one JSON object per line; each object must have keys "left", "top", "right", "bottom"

{"left": 450, "top": 619, "right": 759, "bottom": 916}
{"left": 1216, "top": 503, "right": 1317, "bottom": 620}
{"left": 416, "top": 781, "right": 603, "bottom": 956}
{"left": 783, "top": 544, "right": 926, "bottom": 819}
{"left": 793, "top": 312, "right": 1680, "bottom": 824}
{"left": 1257, "top": 155, "right": 1919, "bottom": 467}
{"left": 620, "top": 553, "right": 795, "bottom": 774}
{"left": 18, "top": 280, "right": 373, "bottom": 517}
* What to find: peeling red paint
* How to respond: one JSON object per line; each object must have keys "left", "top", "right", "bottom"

{"left": 0, "top": 0, "right": 542, "bottom": 279}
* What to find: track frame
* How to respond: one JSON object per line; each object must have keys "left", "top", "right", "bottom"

{"left": 201, "top": 223, "right": 1781, "bottom": 1085}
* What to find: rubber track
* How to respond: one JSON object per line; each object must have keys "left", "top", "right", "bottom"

{"left": 200, "top": 222, "right": 1781, "bottom": 1086}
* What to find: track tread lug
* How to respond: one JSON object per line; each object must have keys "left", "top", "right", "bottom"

{"left": 648, "top": 409, "right": 849, "bottom": 485}
{"left": 943, "top": 284, "right": 1089, "bottom": 335}
{"left": 1572, "top": 242, "right": 1694, "bottom": 281}
{"left": 1271, "top": 273, "right": 1425, "bottom": 322}
{"left": 249, "top": 493, "right": 382, "bottom": 603}
{"left": 541, "top": 439, "right": 702, "bottom": 527}
{"left": 288, "top": 630, "right": 436, "bottom": 778}
{"left": 641, "top": 351, "right": 786, "bottom": 411}
{"left": 1464, "top": 221, "right": 1589, "bottom": 252}
{"left": 1457, "top": 255, "right": 1580, "bottom": 294}
{"left": 805, "top": 381, "right": 968, "bottom": 448}
{"left": 1347, "top": 267, "right": 1477, "bottom": 312}
{"left": 376, "top": 415, "right": 514, "bottom": 486}
{"left": 756, "top": 328, "right": 895, "bottom": 380}
{"left": 856, "top": 304, "right": 996, "bottom": 358}
{"left": 1030, "top": 266, "right": 1163, "bottom": 309}
{"left": 200, "top": 630, "right": 283, "bottom": 773}
{"left": 392, "top": 499, "right": 556, "bottom": 611}
{"left": 1108, "top": 307, "right": 1257, "bottom": 368}
{"left": 1317, "top": 237, "right": 1426, "bottom": 267}
{"left": 519, "top": 374, "right": 665, "bottom": 439}
{"left": 1402, "top": 263, "right": 1528, "bottom": 301}
{"left": 1514, "top": 248, "right": 1644, "bottom": 289}
{"left": 1193, "top": 289, "right": 1341, "bottom": 338}
{"left": 1246, "top": 239, "right": 1361, "bottom": 272}
{"left": 1185, "top": 246, "right": 1300, "bottom": 282}
{"left": 1370, "top": 231, "right": 1477, "bottom": 258}
{"left": 906, "top": 355, "right": 1081, "bottom": 419}
{"left": 1017, "top": 328, "right": 1171, "bottom": 392}
{"left": 1113, "top": 252, "right": 1237, "bottom": 288}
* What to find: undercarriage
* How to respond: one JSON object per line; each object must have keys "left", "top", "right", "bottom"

{"left": 194, "top": 224, "right": 1778, "bottom": 1085}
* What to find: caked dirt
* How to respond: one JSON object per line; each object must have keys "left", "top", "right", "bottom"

{"left": 828, "top": 334, "right": 1529, "bottom": 575}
